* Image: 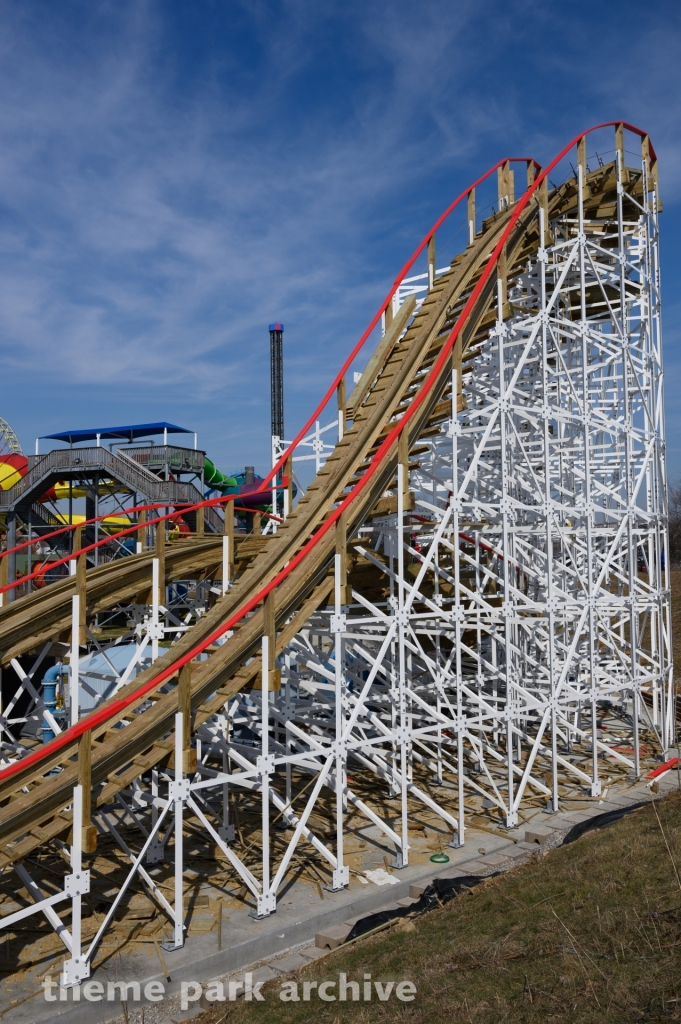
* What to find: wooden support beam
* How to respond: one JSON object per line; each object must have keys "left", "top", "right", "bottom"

{"left": 539, "top": 176, "right": 549, "bottom": 234}
{"left": 641, "top": 133, "right": 651, "bottom": 177}
{"left": 615, "top": 122, "right": 628, "bottom": 183}
{"left": 196, "top": 505, "right": 205, "bottom": 536}
{"left": 526, "top": 160, "right": 535, "bottom": 188}
{"left": 74, "top": 527, "right": 87, "bottom": 645}
{"left": 179, "top": 664, "right": 191, "bottom": 746}
{"left": 577, "top": 136, "right": 587, "bottom": 200}
{"left": 641, "top": 134, "right": 660, "bottom": 205}
{"left": 497, "top": 244, "right": 508, "bottom": 306}
{"left": 224, "top": 498, "right": 234, "bottom": 584}
{"left": 263, "top": 591, "right": 280, "bottom": 691}
{"left": 337, "top": 376, "right": 346, "bottom": 439}
{"left": 285, "top": 455, "right": 293, "bottom": 517}
{"left": 427, "top": 235, "right": 436, "bottom": 290}
{"left": 498, "top": 160, "right": 513, "bottom": 209}
{"left": 335, "top": 510, "right": 351, "bottom": 604}
{"left": 77, "top": 558, "right": 87, "bottom": 645}
{"left": 137, "top": 508, "right": 146, "bottom": 551}
{"left": 398, "top": 428, "right": 410, "bottom": 508}
{"left": 178, "top": 663, "right": 196, "bottom": 773}
{"left": 453, "top": 335, "right": 463, "bottom": 409}
{"left": 79, "top": 730, "right": 97, "bottom": 853}
{"left": 467, "top": 189, "right": 475, "bottom": 245}
{"left": 155, "top": 516, "right": 165, "bottom": 600}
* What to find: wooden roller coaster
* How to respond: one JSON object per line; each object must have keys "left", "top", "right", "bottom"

{"left": 0, "top": 122, "right": 671, "bottom": 987}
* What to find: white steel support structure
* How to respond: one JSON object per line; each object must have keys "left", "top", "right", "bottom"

{"left": 181, "top": 137, "right": 671, "bottom": 916}
{"left": 399, "top": 144, "right": 671, "bottom": 824}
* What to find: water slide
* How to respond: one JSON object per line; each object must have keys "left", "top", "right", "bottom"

{"left": 204, "top": 457, "right": 271, "bottom": 510}
{"left": 0, "top": 454, "right": 27, "bottom": 492}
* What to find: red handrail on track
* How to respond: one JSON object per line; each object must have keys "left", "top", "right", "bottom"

{"left": 0, "top": 495, "right": 283, "bottom": 594}
{"left": 0, "top": 482, "right": 290, "bottom": 565}
{"left": 259, "top": 157, "right": 542, "bottom": 496}
{"left": 0, "top": 123, "right": 655, "bottom": 784}
{"left": 1, "top": 500, "right": 198, "bottom": 562}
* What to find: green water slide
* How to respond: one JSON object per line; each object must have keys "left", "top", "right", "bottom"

{"left": 204, "top": 457, "right": 238, "bottom": 493}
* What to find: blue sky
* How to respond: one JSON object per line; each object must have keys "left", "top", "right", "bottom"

{"left": 0, "top": 0, "right": 679, "bottom": 479}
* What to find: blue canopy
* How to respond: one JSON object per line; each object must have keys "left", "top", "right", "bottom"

{"left": 40, "top": 422, "right": 193, "bottom": 445}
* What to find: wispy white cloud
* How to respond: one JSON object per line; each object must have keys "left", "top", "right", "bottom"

{"left": 0, "top": 0, "right": 678, "bottom": 472}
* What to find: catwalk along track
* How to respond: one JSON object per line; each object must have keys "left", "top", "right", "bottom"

{"left": 0, "top": 122, "right": 671, "bottom": 985}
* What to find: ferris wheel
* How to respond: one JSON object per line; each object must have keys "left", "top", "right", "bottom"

{"left": 0, "top": 417, "right": 22, "bottom": 457}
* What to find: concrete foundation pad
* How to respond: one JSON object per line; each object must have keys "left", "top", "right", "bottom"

{"left": 270, "top": 953, "right": 311, "bottom": 974}
{"left": 479, "top": 853, "right": 508, "bottom": 867}
{"left": 433, "top": 866, "right": 466, "bottom": 878}
{"left": 454, "top": 859, "right": 489, "bottom": 874}
{"left": 605, "top": 796, "right": 640, "bottom": 807}
{"left": 502, "top": 845, "right": 530, "bottom": 860}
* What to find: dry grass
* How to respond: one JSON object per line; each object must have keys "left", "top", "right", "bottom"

{"left": 204, "top": 789, "right": 681, "bottom": 1024}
